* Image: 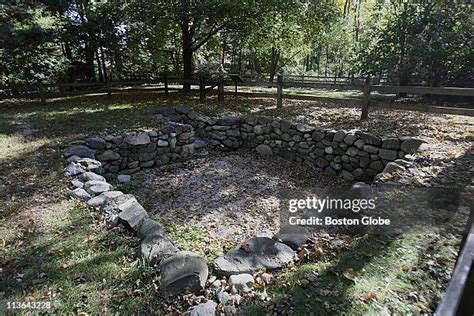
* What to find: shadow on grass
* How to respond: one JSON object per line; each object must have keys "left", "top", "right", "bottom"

{"left": 244, "top": 148, "right": 472, "bottom": 315}
{"left": 0, "top": 203, "right": 165, "bottom": 314}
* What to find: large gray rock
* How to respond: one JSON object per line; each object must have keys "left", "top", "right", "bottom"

{"left": 214, "top": 237, "right": 296, "bottom": 276}
{"left": 296, "top": 123, "right": 314, "bottom": 133}
{"left": 64, "top": 162, "right": 86, "bottom": 177}
{"left": 125, "top": 132, "right": 151, "bottom": 145}
{"left": 97, "top": 150, "right": 120, "bottom": 161}
{"left": 75, "top": 158, "right": 102, "bottom": 170}
{"left": 358, "top": 132, "right": 382, "bottom": 146}
{"left": 100, "top": 194, "right": 137, "bottom": 216}
{"left": 363, "top": 145, "right": 379, "bottom": 154}
{"left": 229, "top": 273, "right": 255, "bottom": 293}
{"left": 401, "top": 138, "right": 426, "bottom": 153}
{"left": 192, "top": 139, "right": 208, "bottom": 149}
{"left": 83, "top": 180, "right": 113, "bottom": 195}
{"left": 158, "top": 140, "right": 169, "bottom": 147}
{"left": 117, "top": 199, "right": 148, "bottom": 231}
{"left": 273, "top": 225, "right": 310, "bottom": 250}
{"left": 369, "top": 160, "right": 384, "bottom": 171}
{"left": 79, "top": 172, "right": 106, "bottom": 182}
{"left": 340, "top": 170, "right": 355, "bottom": 181}
{"left": 381, "top": 138, "right": 400, "bottom": 150}
{"left": 64, "top": 145, "right": 96, "bottom": 159}
{"left": 378, "top": 149, "right": 398, "bottom": 161}
{"left": 186, "top": 301, "right": 217, "bottom": 316}
{"left": 68, "top": 188, "right": 91, "bottom": 201}
{"left": 160, "top": 251, "right": 209, "bottom": 297}
{"left": 141, "top": 234, "right": 178, "bottom": 262}
{"left": 86, "top": 137, "right": 107, "bottom": 149}
{"left": 343, "top": 134, "right": 357, "bottom": 145}
{"left": 87, "top": 191, "right": 123, "bottom": 208}
{"left": 137, "top": 218, "right": 165, "bottom": 240}
{"left": 256, "top": 144, "right": 272, "bottom": 156}
{"left": 333, "top": 130, "right": 346, "bottom": 142}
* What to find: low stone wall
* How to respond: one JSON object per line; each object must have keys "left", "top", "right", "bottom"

{"left": 64, "top": 122, "right": 197, "bottom": 177}
{"left": 64, "top": 107, "right": 425, "bottom": 182}
{"left": 62, "top": 107, "right": 427, "bottom": 313}
{"left": 153, "top": 107, "right": 426, "bottom": 182}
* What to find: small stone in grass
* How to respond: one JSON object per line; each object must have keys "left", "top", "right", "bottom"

{"left": 186, "top": 300, "right": 217, "bottom": 316}
{"left": 117, "top": 174, "right": 131, "bottom": 183}
{"left": 229, "top": 273, "right": 255, "bottom": 293}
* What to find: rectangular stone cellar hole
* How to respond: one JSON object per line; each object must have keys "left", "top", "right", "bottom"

{"left": 121, "top": 149, "right": 351, "bottom": 257}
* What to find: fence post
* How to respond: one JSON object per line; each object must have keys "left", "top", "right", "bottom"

{"left": 234, "top": 81, "right": 238, "bottom": 98}
{"left": 199, "top": 76, "right": 205, "bottom": 100}
{"left": 218, "top": 75, "right": 224, "bottom": 101}
{"left": 361, "top": 77, "right": 371, "bottom": 120}
{"left": 38, "top": 81, "right": 46, "bottom": 105}
{"left": 163, "top": 66, "right": 169, "bottom": 95}
{"left": 277, "top": 74, "right": 283, "bottom": 108}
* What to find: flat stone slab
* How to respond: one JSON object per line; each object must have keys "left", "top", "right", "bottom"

{"left": 124, "top": 132, "right": 151, "bottom": 145}
{"left": 100, "top": 194, "right": 137, "bottom": 216}
{"left": 160, "top": 251, "right": 208, "bottom": 297}
{"left": 117, "top": 199, "right": 148, "bottom": 231}
{"left": 137, "top": 218, "right": 165, "bottom": 240}
{"left": 64, "top": 145, "right": 96, "bottom": 159}
{"left": 87, "top": 191, "right": 124, "bottom": 208}
{"left": 83, "top": 180, "right": 113, "bottom": 195}
{"left": 97, "top": 150, "right": 120, "bottom": 161}
{"left": 79, "top": 172, "right": 106, "bottom": 182}
{"left": 214, "top": 237, "right": 296, "bottom": 276}
{"left": 141, "top": 234, "right": 178, "bottom": 262}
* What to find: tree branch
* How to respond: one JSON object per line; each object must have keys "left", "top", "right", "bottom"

{"left": 191, "top": 22, "right": 226, "bottom": 51}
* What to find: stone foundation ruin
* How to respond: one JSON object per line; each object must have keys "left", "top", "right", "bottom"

{"left": 62, "top": 106, "right": 426, "bottom": 309}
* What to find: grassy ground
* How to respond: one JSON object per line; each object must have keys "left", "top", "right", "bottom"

{"left": 0, "top": 92, "right": 469, "bottom": 314}
{"left": 244, "top": 231, "right": 460, "bottom": 315}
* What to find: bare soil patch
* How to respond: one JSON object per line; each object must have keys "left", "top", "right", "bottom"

{"left": 128, "top": 150, "right": 350, "bottom": 249}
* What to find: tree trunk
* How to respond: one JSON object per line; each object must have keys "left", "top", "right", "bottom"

{"left": 100, "top": 46, "right": 108, "bottom": 82}
{"left": 85, "top": 45, "right": 96, "bottom": 82}
{"left": 181, "top": 26, "right": 193, "bottom": 90}
{"left": 269, "top": 47, "right": 280, "bottom": 83}
{"left": 96, "top": 50, "right": 103, "bottom": 82}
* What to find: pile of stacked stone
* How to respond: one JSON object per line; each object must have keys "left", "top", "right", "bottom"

{"left": 62, "top": 136, "right": 308, "bottom": 308}
{"left": 153, "top": 107, "right": 426, "bottom": 181}
{"left": 65, "top": 122, "right": 197, "bottom": 178}
{"left": 63, "top": 127, "right": 209, "bottom": 299}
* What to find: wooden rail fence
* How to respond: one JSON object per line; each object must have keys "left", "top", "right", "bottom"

{"left": 1, "top": 74, "right": 473, "bottom": 118}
